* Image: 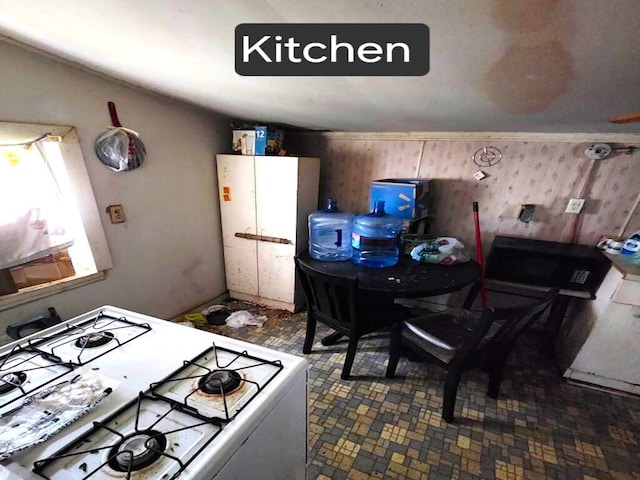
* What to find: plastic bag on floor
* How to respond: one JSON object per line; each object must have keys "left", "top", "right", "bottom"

{"left": 201, "top": 305, "right": 228, "bottom": 316}
{"left": 201, "top": 305, "right": 231, "bottom": 325}
{"left": 225, "top": 310, "right": 267, "bottom": 329}
{"left": 410, "top": 237, "right": 471, "bottom": 264}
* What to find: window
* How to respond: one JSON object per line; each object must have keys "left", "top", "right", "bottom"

{"left": 0, "top": 122, "right": 112, "bottom": 310}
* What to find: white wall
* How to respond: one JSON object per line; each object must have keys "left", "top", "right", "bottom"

{"left": 0, "top": 40, "right": 229, "bottom": 328}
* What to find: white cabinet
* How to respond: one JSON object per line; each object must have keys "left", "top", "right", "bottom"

{"left": 557, "top": 256, "right": 640, "bottom": 394}
{"left": 216, "top": 155, "right": 320, "bottom": 312}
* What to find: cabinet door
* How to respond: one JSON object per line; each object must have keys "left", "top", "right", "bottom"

{"left": 254, "top": 157, "right": 298, "bottom": 302}
{"left": 216, "top": 155, "right": 258, "bottom": 295}
{"left": 571, "top": 302, "right": 640, "bottom": 386}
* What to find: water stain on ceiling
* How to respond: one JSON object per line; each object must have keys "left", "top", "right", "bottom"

{"left": 485, "top": 0, "right": 575, "bottom": 114}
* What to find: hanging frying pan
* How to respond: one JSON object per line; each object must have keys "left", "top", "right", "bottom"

{"left": 94, "top": 102, "right": 146, "bottom": 172}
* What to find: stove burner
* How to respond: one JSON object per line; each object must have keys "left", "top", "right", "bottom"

{"left": 0, "top": 371, "right": 27, "bottom": 395}
{"left": 108, "top": 430, "right": 167, "bottom": 472}
{"left": 74, "top": 331, "right": 115, "bottom": 349}
{"left": 198, "top": 370, "right": 242, "bottom": 395}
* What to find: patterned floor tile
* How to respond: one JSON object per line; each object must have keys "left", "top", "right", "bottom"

{"left": 197, "top": 300, "right": 640, "bottom": 479}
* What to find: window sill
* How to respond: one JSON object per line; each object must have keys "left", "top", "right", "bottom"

{"left": 0, "top": 271, "right": 106, "bottom": 312}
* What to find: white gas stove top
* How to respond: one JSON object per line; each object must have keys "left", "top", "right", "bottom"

{"left": 0, "top": 306, "right": 308, "bottom": 480}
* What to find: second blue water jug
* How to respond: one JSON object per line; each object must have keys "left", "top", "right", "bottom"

{"left": 352, "top": 200, "right": 403, "bottom": 268}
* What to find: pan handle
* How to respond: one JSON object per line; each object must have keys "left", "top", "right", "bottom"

{"left": 108, "top": 101, "right": 123, "bottom": 127}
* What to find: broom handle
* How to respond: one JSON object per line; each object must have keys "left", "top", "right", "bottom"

{"left": 473, "top": 202, "right": 489, "bottom": 309}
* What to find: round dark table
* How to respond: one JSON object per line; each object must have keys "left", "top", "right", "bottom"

{"left": 296, "top": 250, "right": 481, "bottom": 299}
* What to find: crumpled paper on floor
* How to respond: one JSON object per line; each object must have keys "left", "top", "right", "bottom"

{"left": 225, "top": 310, "right": 267, "bottom": 329}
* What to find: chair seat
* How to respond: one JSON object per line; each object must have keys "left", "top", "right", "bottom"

{"left": 386, "top": 289, "right": 558, "bottom": 422}
{"left": 401, "top": 311, "right": 502, "bottom": 365}
{"left": 402, "top": 313, "right": 465, "bottom": 364}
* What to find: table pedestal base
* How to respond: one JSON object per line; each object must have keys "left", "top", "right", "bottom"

{"left": 321, "top": 331, "right": 344, "bottom": 346}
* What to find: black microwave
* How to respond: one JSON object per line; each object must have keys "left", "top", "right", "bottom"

{"left": 485, "top": 236, "right": 611, "bottom": 296}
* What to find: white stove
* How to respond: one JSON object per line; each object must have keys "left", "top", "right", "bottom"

{"left": 0, "top": 306, "right": 308, "bottom": 480}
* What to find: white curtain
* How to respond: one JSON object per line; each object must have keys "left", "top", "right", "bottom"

{"left": 0, "top": 141, "right": 73, "bottom": 270}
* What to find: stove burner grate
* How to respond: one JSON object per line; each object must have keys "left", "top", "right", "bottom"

{"left": 27, "top": 311, "right": 152, "bottom": 365}
{"left": 33, "top": 393, "right": 222, "bottom": 480}
{"left": 198, "top": 370, "right": 242, "bottom": 395}
{"left": 74, "top": 331, "right": 115, "bottom": 349}
{"left": 0, "top": 371, "right": 27, "bottom": 395}
{"left": 149, "top": 342, "right": 284, "bottom": 421}
{"left": 0, "top": 345, "right": 74, "bottom": 410}
{"left": 108, "top": 429, "right": 168, "bottom": 472}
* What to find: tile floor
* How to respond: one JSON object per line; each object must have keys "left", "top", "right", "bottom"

{"left": 198, "top": 301, "right": 640, "bottom": 480}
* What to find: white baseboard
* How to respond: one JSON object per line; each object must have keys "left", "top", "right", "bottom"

{"left": 564, "top": 368, "right": 640, "bottom": 396}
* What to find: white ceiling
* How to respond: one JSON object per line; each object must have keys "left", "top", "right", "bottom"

{"left": 0, "top": 0, "right": 639, "bottom": 133}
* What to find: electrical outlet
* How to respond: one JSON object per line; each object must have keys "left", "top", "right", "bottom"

{"left": 106, "top": 204, "right": 126, "bottom": 223}
{"left": 565, "top": 198, "right": 585, "bottom": 214}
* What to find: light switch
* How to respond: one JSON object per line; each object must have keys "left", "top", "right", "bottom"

{"left": 106, "top": 204, "right": 126, "bottom": 223}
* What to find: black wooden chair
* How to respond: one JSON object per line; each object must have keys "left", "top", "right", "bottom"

{"left": 385, "top": 290, "right": 558, "bottom": 422}
{"left": 295, "top": 257, "right": 413, "bottom": 380}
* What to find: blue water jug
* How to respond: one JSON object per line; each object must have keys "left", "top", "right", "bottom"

{"left": 308, "top": 198, "right": 354, "bottom": 261}
{"left": 352, "top": 200, "right": 403, "bottom": 268}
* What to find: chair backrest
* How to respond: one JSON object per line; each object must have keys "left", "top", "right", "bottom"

{"left": 446, "top": 289, "right": 557, "bottom": 370}
{"left": 476, "top": 289, "right": 559, "bottom": 359}
{"left": 295, "top": 257, "right": 359, "bottom": 334}
{"left": 448, "top": 308, "right": 496, "bottom": 369}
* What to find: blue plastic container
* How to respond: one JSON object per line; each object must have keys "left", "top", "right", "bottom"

{"left": 621, "top": 230, "right": 640, "bottom": 256}
{"left": 352, "top": 200, "right": 403, "bottom": 268}
{"left": 308, "top": 198, "right": 354, "bottom": 261}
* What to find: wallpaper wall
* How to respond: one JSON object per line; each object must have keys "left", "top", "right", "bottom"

{"left": 289, "top": 135, "right": 640, "bottom": 254}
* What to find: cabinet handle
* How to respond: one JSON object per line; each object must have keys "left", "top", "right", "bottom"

{"left": 235, "top": 232, "right": 292, "bottom": 244}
